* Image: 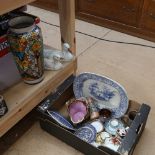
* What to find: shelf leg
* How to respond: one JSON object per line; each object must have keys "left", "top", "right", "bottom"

{"left": 58, "top": 0, "right": 76, "bottom": 55}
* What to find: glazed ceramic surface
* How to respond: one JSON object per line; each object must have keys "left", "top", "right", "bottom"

{"left": 8, "top": 16, "right": 44, "bottom": 84}
{"left": 103, "top": 136, "right": 121, "bottom": 152}
{"left": 44, "top": 49, "right": 63, "bottom": 59}
{"left": 67, "top": 99, "right": 88, "bottom": 124}
{"left": 116, "top": 127, "right": 127, "bottom": 137}
{"left": 44, "top": 49, "right": 64, "bottom": 70}
{"left": 74, "top": 124, "right": 96, "bottom": 143}
{"left": 62, "top": 43, "right": 74, "bottom": 62}
{"left": 90, "top": 120, "right": 104, "bottom": 133}
{"left": 47, "top": 110, "right": 75, "bottom": 131}
{"left": 73, "top": 73, "right": 128, "bottom": 118}
{"left": 105, "top": 119, "right": 124, "bottom": 135}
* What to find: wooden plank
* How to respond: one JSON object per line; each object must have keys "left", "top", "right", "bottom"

{"left": 0, "top": 0, "right": 36, "bottom": 15}
{"left": 0, "top": 59, "right": 77, "bottom": 137}
{"left": 58, "top": 0, "right": 76, "bottom": 55}
{"left": 0, "top": 110, "right": 37, "bottom": 154}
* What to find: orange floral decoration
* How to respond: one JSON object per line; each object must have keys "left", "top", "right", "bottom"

{"left": 32, "top": 43, "right": 41, "bottom": 51}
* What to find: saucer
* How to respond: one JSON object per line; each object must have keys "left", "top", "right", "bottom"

{"left": 74, "top": 124, "right": 97, "bottom": 143}
{"left": 105, "top": 119, "right": 124, "bottom": 135}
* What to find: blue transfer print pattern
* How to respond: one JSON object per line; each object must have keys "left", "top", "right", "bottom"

{"left": 47, "top": 111, "right": 75, "bottom": 131}
{"left": 74, "top": 124, "right": 96, "bottom": 143}
{"left": 89, "top": 82, "right": 115, "bottom": 101}
{"left": 73, "top": 73, "right": 128, "bottom": 118}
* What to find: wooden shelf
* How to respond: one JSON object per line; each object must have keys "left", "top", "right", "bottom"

{"left": 0, "top": 0, "right": 36, "bottom": 15}
{"left": 0, "top": 0, "right": 76, "bottom": 137}
{"left": 0, "top": 58, "right": 77, "bottom": 137}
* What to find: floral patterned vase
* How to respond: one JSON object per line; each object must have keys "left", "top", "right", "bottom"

{"left": 7, "top": 16, "right": 44, "bottom": 84}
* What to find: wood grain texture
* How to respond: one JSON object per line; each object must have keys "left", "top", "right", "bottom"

{"left": 0, "top": 0, "right": 36, "bottom": 15}
{"left": 76, "top": 0, "right": 143, "bottom": 27}
{"left": 32, "top": 0, "right": 155, "bottom": 42}
{"left": 58, "top": 0, "right": 76, "bottom": 54}
{"left": 140, "top": 0, "right": 155, "bottom": 32}
{"left": 0, "top": 58, "right": 76, "bottom": 137}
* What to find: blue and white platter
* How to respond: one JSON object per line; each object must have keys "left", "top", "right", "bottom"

{"left": 47, "top": 110, "right": 75, "bottom": 131}
{"left": 73, "top": 72, "right": 128, "bottom": 118}
{"left": 74, "top": 124, "right": 97, "bottom": 143}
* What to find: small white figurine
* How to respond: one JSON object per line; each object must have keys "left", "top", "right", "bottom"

{"left": 62, "top": 43, "right": 74, "bottom": 61}
{"left": 44, "top": 55, "right": 63, "bottom": 71}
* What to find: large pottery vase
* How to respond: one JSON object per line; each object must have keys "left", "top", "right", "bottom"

{"left": 7, "top": 16, "right": 44, "bottom": 84}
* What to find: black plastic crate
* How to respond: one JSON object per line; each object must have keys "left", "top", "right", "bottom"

{"left": 38, "top": 75, "right": 150, "bottom": 155}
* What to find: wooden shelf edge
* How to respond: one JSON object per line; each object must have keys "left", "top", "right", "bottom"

{"left": 0, "top": 59, "right": 77, "bottom": 137}
{"left": 0, "top": 0, "right": 36, "bottom": 15}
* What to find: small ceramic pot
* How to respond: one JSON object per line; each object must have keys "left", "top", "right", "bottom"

{"left": 99, "top": 108, "right": 112, "bottom": 119}
{"left": 0, "top": 95, "right": 8, "bottom": 117}
{"left": 66, "top": 98, "right": 88, "bottom": 124}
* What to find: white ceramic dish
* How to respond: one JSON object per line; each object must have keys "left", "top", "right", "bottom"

{"left": 90, "top": 120, "right": 104, "bottom": 133}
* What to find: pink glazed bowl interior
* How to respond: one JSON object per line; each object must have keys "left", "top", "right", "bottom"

{"left": 68, "top": 100, "right": 88, "bottom": 124}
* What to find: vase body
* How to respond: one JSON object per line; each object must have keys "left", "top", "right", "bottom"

{"left": 7, "top": 16, "right": 44, "bottom": 84}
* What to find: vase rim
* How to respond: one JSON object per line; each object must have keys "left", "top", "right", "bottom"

{"left": 8, "top": 16, "right": 35, "bottom": 29}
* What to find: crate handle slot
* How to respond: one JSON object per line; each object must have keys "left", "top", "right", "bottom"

{"left": 136, "top": 123, "right": 143, "bottom": 135}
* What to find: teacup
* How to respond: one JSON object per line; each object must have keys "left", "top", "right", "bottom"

{"left": 109, "top": 119, "right": 119, "bottom": 129}
{"left": 105, "top": 118, "right": 124, "bottom": 135}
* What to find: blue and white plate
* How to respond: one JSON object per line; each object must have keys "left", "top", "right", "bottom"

{"left": 73, "top": 72, "right": 128, "bottom": 118}
{"left": 74, "top": 124, "right": 97, "bottom": 143}
{"left": 47, "top": 110, "right": 75, "bottom": 131}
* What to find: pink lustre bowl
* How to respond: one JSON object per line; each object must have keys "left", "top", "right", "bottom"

{"left": 66, "top": 98, "right": 88, "bottom": 124}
